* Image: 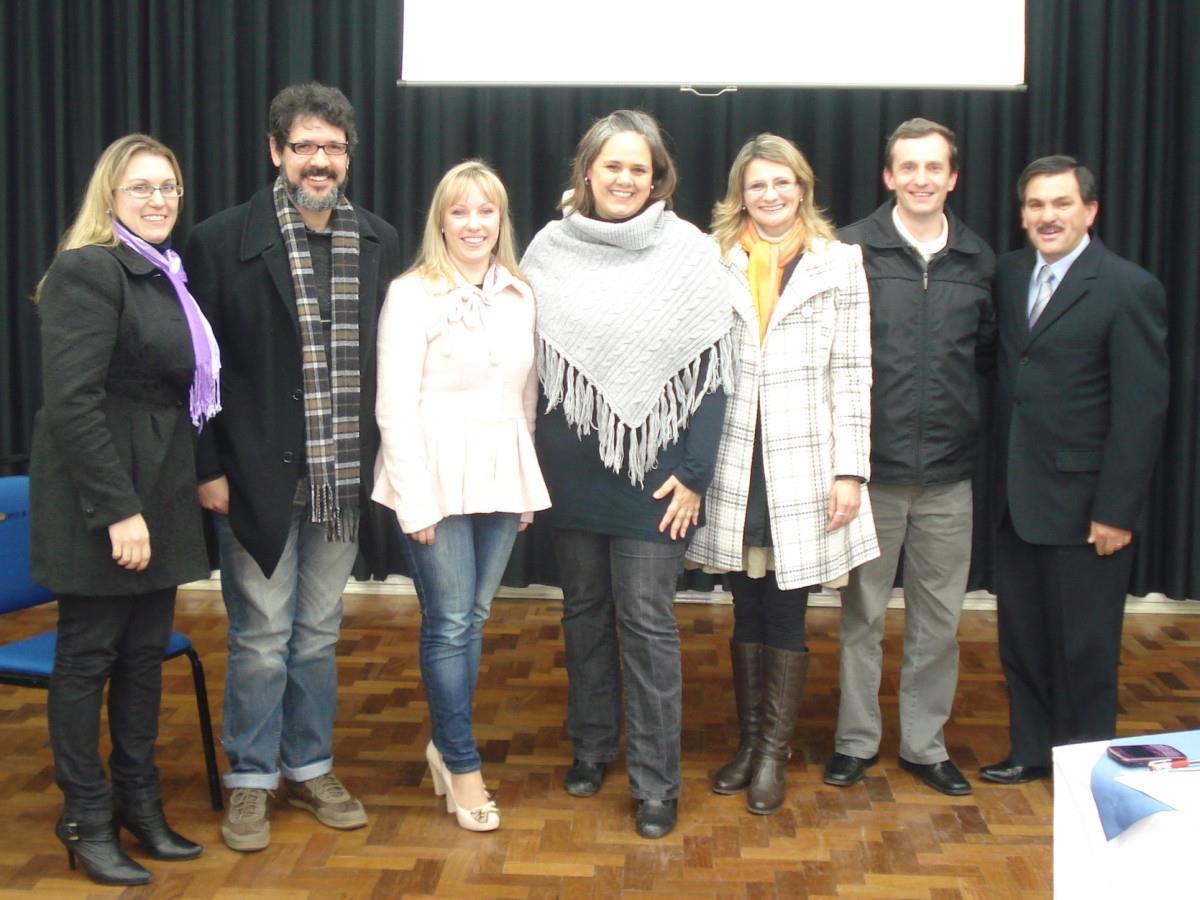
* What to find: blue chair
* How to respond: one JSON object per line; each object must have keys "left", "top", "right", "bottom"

{"left": 0, "top": 475, "right": 222, "bottom": 810}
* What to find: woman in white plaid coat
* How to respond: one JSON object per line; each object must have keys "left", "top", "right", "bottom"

{"left": 687, "top": 135, "right": 879, "bottom": 815}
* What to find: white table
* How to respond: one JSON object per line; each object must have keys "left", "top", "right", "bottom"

{"left": 1053, "top": 737, "right": 1200, "bottom": 898}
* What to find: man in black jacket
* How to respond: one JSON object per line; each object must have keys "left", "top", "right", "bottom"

{"left": 184, "top": 83, "right": 401, "bottom": 851}
{"left": 825, "top": 119, "right": 995, "bottom": 796}
{"left": 979, "top": 156, "right": 1167, "bottom": 784}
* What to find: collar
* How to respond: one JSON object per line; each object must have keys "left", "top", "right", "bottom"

{"left": 240, "top": 185, "right": 376, "bottom": 261}
{"left": 1033, "top": 233, "right": 1091, "bottom": 285}
{"left": 891, "top": 207, "right": 948, "bottom": 259}
{"left": 108, "top": 241, "right": 158, "bottom": 275}
{"left": 561, "top": 200, "right": 667, "bottom": 252}
{"left": 853, "top": 201, "right": 982, "bottom": 256}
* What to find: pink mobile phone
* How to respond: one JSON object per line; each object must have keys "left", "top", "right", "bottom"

{"left": 1106, "top": 743, "right": 1186, "bottom": 766}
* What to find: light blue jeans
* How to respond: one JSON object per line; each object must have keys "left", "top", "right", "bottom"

{"left": 402, "top": 513, "right": 519, "bottom": 774}
{"left": 215, "top": 504, "right": 359, "bottom": 789}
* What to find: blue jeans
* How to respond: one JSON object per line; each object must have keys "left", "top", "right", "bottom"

{"left": 402, "top": 513, "right": 519, "bottom": 774}
{"left": 215, "top": 504, "right": 359, "bottom": 789}
{"left": 552, "top": 529, "right": 685, "bottom": 800}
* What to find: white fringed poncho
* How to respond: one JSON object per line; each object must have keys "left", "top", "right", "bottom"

{"left": 522, "top": 201, "right": 735, "bottom": 486}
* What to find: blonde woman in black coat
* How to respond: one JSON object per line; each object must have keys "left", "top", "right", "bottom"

{"left": 30, "top": 134, "right": 220, "bottom": 886}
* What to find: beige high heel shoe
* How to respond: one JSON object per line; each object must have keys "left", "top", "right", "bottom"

{"left": 425, "top": 741, "right": 500, "bottom": 832}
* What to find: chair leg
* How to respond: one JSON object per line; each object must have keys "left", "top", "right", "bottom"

{"left": 184, "top": 647, "right": 224, "bottom": 810}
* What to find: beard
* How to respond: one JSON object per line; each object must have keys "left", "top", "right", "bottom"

{"left": 284, "top": 165, "right": 346, "bottom": 212}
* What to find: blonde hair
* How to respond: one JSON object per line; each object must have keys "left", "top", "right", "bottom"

{"left": 559, "top": 110, "right": 678, "bottom": 218}
{"left": 409, "top": 159, "right": 524, "bottom": 288}
{"left": 34, "top": 133, "right": 183, "bottom": 302}
{"left": 711, "top": 134, "right": 835, "bottom": 257}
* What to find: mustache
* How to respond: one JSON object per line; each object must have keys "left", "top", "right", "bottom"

{"left": 301, "top": 166, "right": 338, "bottom": 179}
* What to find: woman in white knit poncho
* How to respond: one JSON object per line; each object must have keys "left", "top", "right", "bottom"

{"left": 522, "top": 110, "right": 734, "bottom": 840}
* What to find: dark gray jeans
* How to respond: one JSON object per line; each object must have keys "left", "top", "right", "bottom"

{"left": 552, "top": 529, "right": 685, "bottom": 800}
{"left": 48, "top": 588, "right": 176, "bottom": 820}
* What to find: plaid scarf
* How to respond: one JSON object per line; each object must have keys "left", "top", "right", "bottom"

{"left": 272, "top": 176, "right": 361, "bottom": 541}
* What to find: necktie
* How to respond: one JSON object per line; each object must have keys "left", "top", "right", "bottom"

{"left": 1029, "top": 264, "right": 1056, "bottom": 327}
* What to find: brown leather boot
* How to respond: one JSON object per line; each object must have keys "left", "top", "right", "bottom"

{"left": 746, "top": 647, "right": 809, "bottom": 815}
{"left": 712, "top": 641, "right": 763, "bottom": 795}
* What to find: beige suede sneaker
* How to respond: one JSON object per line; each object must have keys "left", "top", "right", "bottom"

{"left": 285, "top": 773, "right": 368, "bottom": 829}
{"left": 221, "top": 788, "right": 272, "bottom": 852}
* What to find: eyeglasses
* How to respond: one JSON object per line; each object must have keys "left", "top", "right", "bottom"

{"left": 284, "top": 141, "right": 350, "bottom": 157}
{"left": 744, "top": 178, "right": 799, "bottom": 197}
{"left": 115, "top": 182, "right": 184, "bottom": 200}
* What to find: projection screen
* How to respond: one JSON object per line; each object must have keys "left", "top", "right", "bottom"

{"left": 400, "top": 0, "right": 1025, "bottom": 89}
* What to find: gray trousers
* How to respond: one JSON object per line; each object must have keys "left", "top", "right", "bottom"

{"left": 834, "top": 480, "right": 972, "bottom": 763}
{"left": 552, "top": 529, "right": 685, "bottom": 801}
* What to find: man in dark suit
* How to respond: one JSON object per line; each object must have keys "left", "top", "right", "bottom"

{"left": 184, "top": 83, "right": 401, "bottom": 847}
{"left": 980, "top": 156, "right": 1168, "bottom": 784}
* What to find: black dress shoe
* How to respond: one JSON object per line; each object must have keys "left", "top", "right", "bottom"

{"left": 979, "top": 759, "right": 1051, "bottom": 784}
{"left": 564, "top": 760, "right": 606, "bottom": 797}
{"left": 635, "top": 799, "right": 677, "bottom": 839}
{"left": 823, "top": 752, "right": 879, "bottom": 787}
{"left": 898, "top": 758, "right": 972, "bottom": 796}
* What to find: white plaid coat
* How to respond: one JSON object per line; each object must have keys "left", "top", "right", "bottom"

{"left": 687, "top": 238, "right": 879, "bottom": 590}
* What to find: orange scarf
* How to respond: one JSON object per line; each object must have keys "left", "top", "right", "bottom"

{"left": 740, "top": 219, "right": 805, "bottom": 342}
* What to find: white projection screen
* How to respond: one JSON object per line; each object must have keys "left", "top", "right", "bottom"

{"left": 400, "top": 0, "right": 1025, "bottom": 89}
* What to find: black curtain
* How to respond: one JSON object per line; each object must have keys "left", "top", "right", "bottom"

{"left": 3, "top": 0, "right": 1197, "bottom": 597}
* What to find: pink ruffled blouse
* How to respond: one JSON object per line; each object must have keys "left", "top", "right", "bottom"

{"left": 372, "top": 262, "right": 550, "bottom": 534}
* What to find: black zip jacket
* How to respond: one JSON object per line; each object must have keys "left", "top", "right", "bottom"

{"left": 839, "top": 202, "right": 996, "bottom": 485}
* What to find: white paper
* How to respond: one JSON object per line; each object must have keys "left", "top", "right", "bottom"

{"left": 1114, "top": 770, "right": 1200, "bottom": 812}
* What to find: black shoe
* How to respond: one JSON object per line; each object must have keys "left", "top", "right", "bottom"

{"left": 898, "top": 758, "right": 972, "bottom": 796}
{"left": 55, "top": 817, "right": 151, "bottom": 886}
{"left": 635, "top": 799, "right": 677, "bottom": 839}
{"left": 564, "top": 760, "right": 606, "bottom": 797}
{"left": 116, "top": 795, "right": 203, "bottom": 860}
{"left": 979, "top": 759, "right": 1050, "bottom": 784}
{"left": 823, "top": 752, "right": 879, "bottom": 787}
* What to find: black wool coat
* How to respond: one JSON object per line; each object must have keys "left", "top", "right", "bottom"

{"left": 183, "top": 188, "right": 402, "bottom": 578}
{"left": 30, "top": 243, "right": 210, "bottom": 596}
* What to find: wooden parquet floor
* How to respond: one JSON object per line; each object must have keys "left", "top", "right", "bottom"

{"left": 2, "top": 590, "right": 1199, "bottom": 898}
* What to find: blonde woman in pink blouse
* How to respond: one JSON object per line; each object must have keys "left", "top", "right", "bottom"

{"left": 373, "top": 160, "right": 549, "bottom": 832}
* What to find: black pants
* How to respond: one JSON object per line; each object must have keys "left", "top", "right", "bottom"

{"left": 729, "top": 570, "right": 810, "bottom": 652}
{"left": 994, "top": 516, "right": 1131, "bottom": 766}
{"left": 48, "top": 588, "right": 176, "bottom": 821}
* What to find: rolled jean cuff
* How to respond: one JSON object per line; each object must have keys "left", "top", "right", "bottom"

{"left": 281, "top": 757, "right": 333, "bottom": 783}
{"left": 223, "top": 770, "right": 281, "bottom": 790}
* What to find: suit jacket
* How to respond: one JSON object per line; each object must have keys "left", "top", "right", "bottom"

{"left": 687, "top": 239, "right": 879, "bottom": 590}
{"left": 994, "top": 237, "right": 1168, "bottom": 545}
{"left": 29, "top": 244, "right": 210, "bottom": 595}
{"left": 183, "top": 187, "right": 401, "bottom": 578}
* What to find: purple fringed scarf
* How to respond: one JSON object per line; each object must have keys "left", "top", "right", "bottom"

{"left": 113, "top": 220, "right": 221, "bottom": 429}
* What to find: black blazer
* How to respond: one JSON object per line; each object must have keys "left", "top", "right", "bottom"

{"left": 994, "top": 237, "right": 1168, "bottom": 545}
{"left": 183, "top": 188, "right": 401, "bottom": 578}
{"left": 29, "top": 244, "right": 210, "bottom": 595}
